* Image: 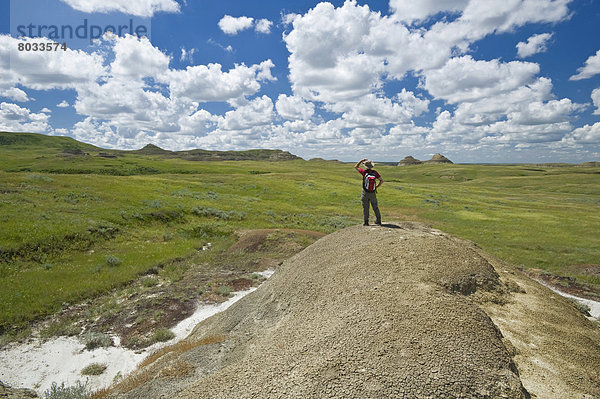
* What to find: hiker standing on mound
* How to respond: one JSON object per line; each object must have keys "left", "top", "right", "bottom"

{"left": 354, "top": 158, "right": 383, "bottom": 226}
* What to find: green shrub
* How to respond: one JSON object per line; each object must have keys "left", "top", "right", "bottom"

{"left": 81, "top": 363, "right": 107, "bottom": 376}
{"left": 192, "top": 206, "right": 245, "bottom": 220}
{"left": 81, "top": 331, "right": 113, "bottom": 350}
{"left": 105, "top": 254, "right": 122, "bottom": 267}
{"left": 43, "top": 380, "right": 90, "bottom": 399}
{"left": 28, "top": 174, "right": 53, "bottom": 182}
{"left": 152, "top": 327, "right": 175, "bottom": 343}
{"left": 217, "top": 285, "right": 232, "bottom": 297}
{"left": 141, "top": 277, "right": 159, "bottom": 288}
{"left": 186, "top": 223, "right": 232, "bottom": 238}
{"left": 572, "top": 299, "right": 591, "bottom": 316}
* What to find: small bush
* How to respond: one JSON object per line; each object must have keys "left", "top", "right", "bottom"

{"left": 152, "top": 328, "right": 175, "bottom": 343}
{"left": 43, "top": 380, "right": 90, "bottom": 399}
{"left": 147, "top": 199, "right": 162, "bottom": 208}
{"left": 87, "top": 223, "right": 119, "bottom": 239}
{"left": 81, "top": 363, "right": 107, "bottom": 376}
{"left": 141, "top": 277, "right": 159, "bottom": 288}
{"left": 105, "top": 255, "right": 122, "bottom": 267}
{"left": 81, "top": 331, "right": 113, "bottom": 350}
{"left": 192, "top": 206, "right": 245, "bottom": 221}
{"left": 28, "top": 174, "right": 54, "bottom": 182}
{"left": 572, "top": 299, "right": 591, "bottom": 316}
{"left": 217, "top": 285, "right": 232, "bottom": 297}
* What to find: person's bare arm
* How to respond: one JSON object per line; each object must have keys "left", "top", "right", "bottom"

{"left": 376, "top": 177, "right": 384, "bottom": 188}
{"left": 354, "top": 158, "right": 367, "bottom": 172}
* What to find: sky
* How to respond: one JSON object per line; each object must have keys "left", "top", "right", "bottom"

{"left": 1, "top": 0, "right": 600, "bottom": 163}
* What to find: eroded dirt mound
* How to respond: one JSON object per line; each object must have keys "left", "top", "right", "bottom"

{"left": 108, "top": 223, "right": 600, "bottom": 399}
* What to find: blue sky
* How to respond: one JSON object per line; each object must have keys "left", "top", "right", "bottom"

{"left": 1, "top": 0, "right": 600, "bottom": 162}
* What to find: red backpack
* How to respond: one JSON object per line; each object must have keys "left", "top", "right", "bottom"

{"left": 363, "top": 169, "right": 377, "bottom": 192}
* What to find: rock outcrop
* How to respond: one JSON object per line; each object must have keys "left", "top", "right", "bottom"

{"left": 106, "top": 223, "right": 600, "bottom": 399}
{"left": 397, "top": 156, "right": 422, "bottom": 166}
{"left": 398, "top": 154, "right": 453, "bottom": 165}
{"left": 425, "top": 153, "right": 453, "bottom": 164}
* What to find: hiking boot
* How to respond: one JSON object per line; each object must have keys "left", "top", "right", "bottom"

{"left": 375, "top": 221, "right": 382, "bottom": 225}
{"left": 363, "top": 222, "right": 369, "bottom": 226}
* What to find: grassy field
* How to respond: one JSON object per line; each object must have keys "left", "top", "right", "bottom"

{"left": 1, "top": 132, "right": 599, "bottom": 340}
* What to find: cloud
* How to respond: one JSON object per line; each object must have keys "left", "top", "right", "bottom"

{"left": 0, "top": 87, "right": 29, "bottom": 102}
{"left": 570, "top": 49, "right": 600, "bottom": 80}
{"left": 0, "top": 35, "right": 107, "bottom": 91}
{"left": 516, "top": 33, "right": 553, "bottom": 58}
{"left": 207, "top": 39, "right": 234, "bottom": 53}
{"left": 389, "top": 0, "right": 469, "bottom": 23}
{"left": 63, "top": 34, "right": 276, "bottom": 145}
{"left": 164, "top": 59, "right": 275, "bottom": 103}
{"left": 41, "top": 108, "right": 52, "bottom": 113}
{"left": 255, "top": 19, "right": 273, "bottom": 34}
{"left": 59, "top": 0, "right": 180, "bottom": 17}
{"left": 180, "top": 47, "right": 197, "bottom": 63}
{"left": 218, "top": 95, "right": 274, "bottom": 131}
{"left": 563, "top": 122, "right": 600, "bottom": 144}
{"left": 326, "top": 91, "right": 429, "bottom": 128}
{"left": 218, "top": 15, "right": 254, "bottom": 35}
{"left": 0, "top": 102, "right": 50, "bottom": 133}
{"left": 592, "top": 88, "right": 600, "bottom": 115}
{"left": 276, "top": 94, "right": 315, "bottom": 120}
{"left": 283, "top": 1, "right": 385, "bottom": 102}
{"left": 422, "top": 56, "right": 540, "bottom": 103}
{"left": 109, "top": 34, "right": 171, "bottom": 79}
{"left": 57, "top": 100, "right": 70, "bottom": 108}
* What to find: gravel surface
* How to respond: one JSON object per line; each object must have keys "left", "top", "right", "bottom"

{"left": 110, "top": 222, "right": 600, "bottom": 399}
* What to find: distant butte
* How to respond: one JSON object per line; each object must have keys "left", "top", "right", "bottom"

{"left": 397, "top": 153, "right": 453, "bottom": 166}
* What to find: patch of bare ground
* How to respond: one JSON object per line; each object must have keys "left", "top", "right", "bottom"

{"left": 25, "top": 229, "right": 323, "bottom": 351}
{"left": 466, "top": 251, "right": 600, "bottom": 398}
{"left": 524, "top": 266, "right": 600, "bottom": 302}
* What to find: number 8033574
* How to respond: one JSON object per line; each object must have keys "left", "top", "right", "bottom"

{"left": 17, "top": 42, "right": 68, "bottom": 51}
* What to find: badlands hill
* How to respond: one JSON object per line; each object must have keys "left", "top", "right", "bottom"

{"left": 107, "top": 223, "right": 600, "bottom": 398}
{"left": 397, "top": 154, "right": 454, "bottom": 166}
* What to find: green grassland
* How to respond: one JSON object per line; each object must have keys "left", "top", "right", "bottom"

{"left": 1, "top": 132, "right": 599, "bottom": 338}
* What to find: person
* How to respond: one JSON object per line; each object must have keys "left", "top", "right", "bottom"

{"left": 354, "top": 158, "right": 383, "bottom": 226}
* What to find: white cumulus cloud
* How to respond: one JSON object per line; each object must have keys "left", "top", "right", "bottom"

{"left": 570, "top": 49, "right": 600, "bottom": 80}
{"left": 422, "top": 56, "right": 540, "bottom": 103}
{"left": 109, "top": 34, "right": 171, "bottom": 79}
{"left": 0, "top": 35, "right": 107, "bottom": 91}
{"left": 0, "top": 102, "right": 50, "bottom": 133}
{"left": 218, "top": 15, "right": 254, "bottom": 35}
{"left": 516, "top": 33, "right": 553, "bottom": 58}
{"left": 255, "top": 19, "right": 273, "bottom": 34}
{"left": 57, "top": 100, "right": 70, "bottom": 108}
{"left": 165, "top": 60, "right": 275, "bottom": 103}
{"left": 0, "top": 87, "right": 29, "bottom": 102}
{"left": 218, "top": 95, "right": 274, "bottom": 131}
{"left": 563, "top": 123, "right": 600, "bottom": 144}
{"left": 276, "top": 94, "right": 315, "bottom": 120}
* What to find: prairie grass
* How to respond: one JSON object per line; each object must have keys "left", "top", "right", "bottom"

{"left": 1, "top": 131, "right": 599, "bottom": 340}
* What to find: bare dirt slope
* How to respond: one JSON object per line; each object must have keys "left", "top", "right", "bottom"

{"left": 108, "top": 223, "right": 600, "bottom": 399}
